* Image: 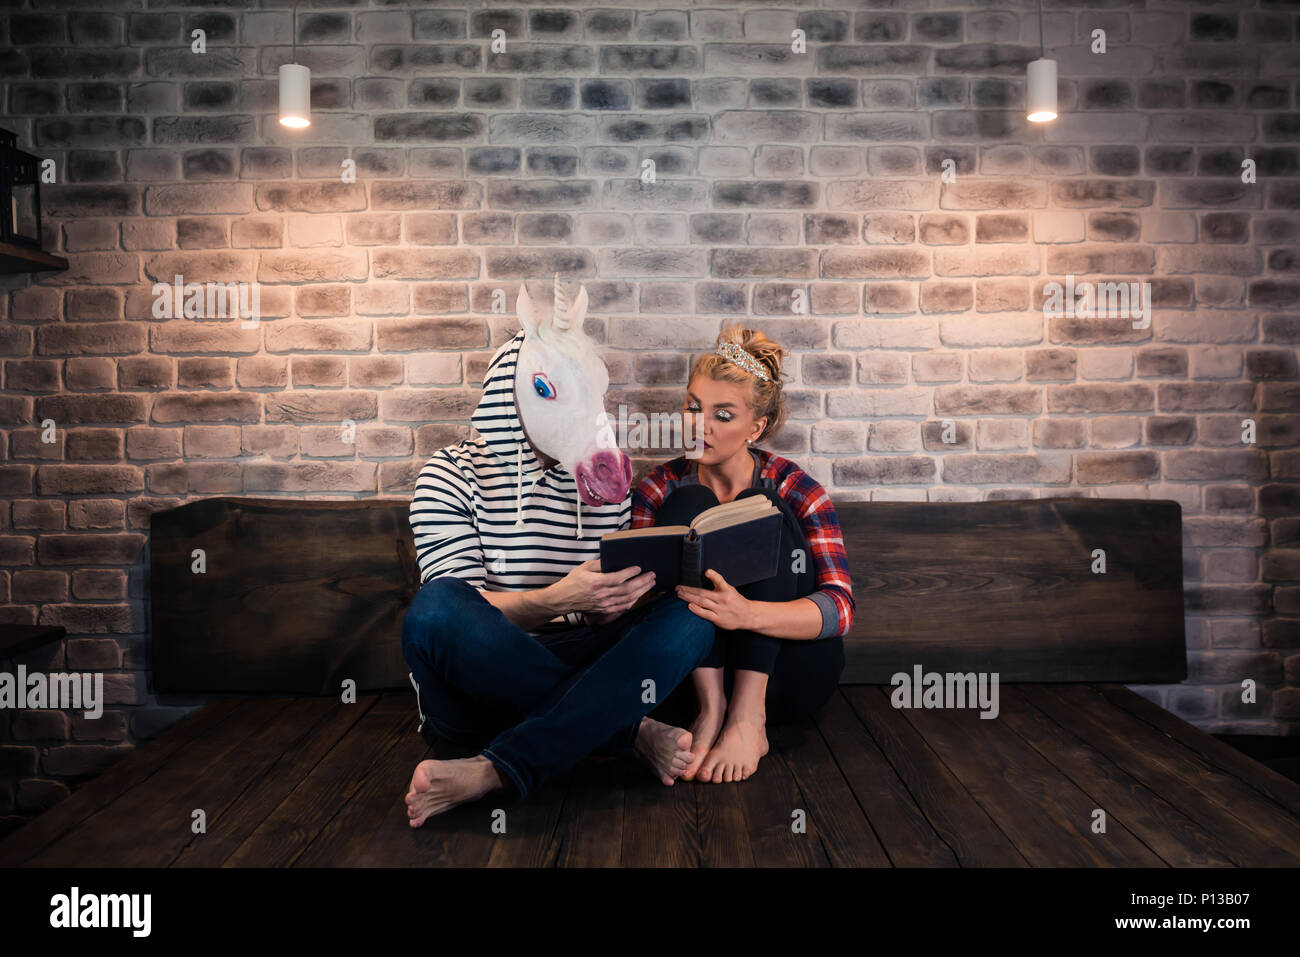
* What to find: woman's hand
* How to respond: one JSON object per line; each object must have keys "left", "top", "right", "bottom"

{"left": 676, "top": 569, "right": 755, "bottom": 631}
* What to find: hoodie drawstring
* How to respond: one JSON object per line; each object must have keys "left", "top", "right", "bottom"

{"left": 515, "top": 444, "right": 525, "bottom": 526}
{"left": 514, "top": 441, "right": 583, "bottom": 538}
{"left": 515, "top": 444, "right": 541, "bottom": 527}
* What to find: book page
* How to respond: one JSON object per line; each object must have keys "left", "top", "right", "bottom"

{"left": 603, "top": 524, "right": 689, "bottom": 540}
{"left": 689, "top": 497, "right": 777, "bottom": 535}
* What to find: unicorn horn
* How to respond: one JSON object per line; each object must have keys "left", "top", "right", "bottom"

{"left": 552, "top": 272, "right": 570, "bottom": 331}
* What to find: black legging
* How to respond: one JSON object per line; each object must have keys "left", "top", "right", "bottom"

{"left": 650, "top": 483, "right": 845, "bottom": 726}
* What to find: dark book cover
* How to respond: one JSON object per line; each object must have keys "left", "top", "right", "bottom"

{"left": 600, "top": 511, "right": 783, "bottom": 590}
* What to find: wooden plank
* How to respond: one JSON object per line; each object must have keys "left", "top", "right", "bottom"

{"left": 777, "top": 715, "right": 890, "bottom": 867}
{"left": 298, "top": 708, "right": 536, "bottom": 868}
{"left": 173, "top": 697, "right": 377, "bottom": 866}
{"left": 1091, "top": 683, "right": 1300, "bottom": 820}
{"left": 485, "top": 771, "right": 567, "bottom": 868}
{"left": 996, "top": 686, "right": 1235, "bottom": 867}
{"left": 293, "top": 701, "right": 421, "bottom": 866}
{"left": 837, "top": 498, "right": 1185, "bottom": 683}
{"left": 620, "top": 760, "right": 700, "bottom": 867}
{"left": 143, "top": 697, "right": 356, "bottom": 867}
{"left": 22, "top": 697, "right": 296, "bottom": 867}
{"left": 891, "top": 688, "right": 1159, "bottom": 866}
{"left": 329, "top": 738, "right": 445, "bottom": 867}
{"left": 735, "top": 723, "right": 828, "bottom": 867}
{"left": 147, "top": 495, "right": 1188, "bottom": 695}
{"left": 222, "top": 697, "right": 412, "bottom": 866}
{"left": 346, "top": 732, "right": 498, "bottom": 868}
{"left": 402, "top": 792, "right": 503, "bottom": 868}
{"left": 151, "top": 497, "right": 419, "bottom": 694}
{"left": 815, "top": 689, "right": 956, "bottom": 867}
{"left": 1022, "top": 684, "right": 1300, "bottom": 866}
{"left": 0, "top": 699, "right": 243, "bottom": 866}
{"left": 893, "top": 685, "right": 1163, "bottom": 866}
{"left": 148, "top": 697, "right": 350, "bottom": 867}
{"left": 696, "top": 775, "right": 755, "bottom": 867}
{"left": 551, "top": 757, "right": 625, "bottom": 867}
{"left": 841, "top": 686, "right": 1027, "bottom": 866}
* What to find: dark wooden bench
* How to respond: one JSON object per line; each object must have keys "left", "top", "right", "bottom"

{"left": 4, "top": 496, "right": 1300, "bottom": 867}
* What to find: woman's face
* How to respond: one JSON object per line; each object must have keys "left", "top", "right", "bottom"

{"left": 683, "top": 374, "right": 766, "bottom": 466}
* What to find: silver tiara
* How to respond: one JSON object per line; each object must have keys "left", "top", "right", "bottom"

{"left": 715, "top": 341, "right": 771, "bottom": 382}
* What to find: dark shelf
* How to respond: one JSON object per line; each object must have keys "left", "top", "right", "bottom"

{"left": 0, "top": 624, "right": 66, "bottom": 660}
{"left": 0, "top": 240, "right": 67, "bottom": 273}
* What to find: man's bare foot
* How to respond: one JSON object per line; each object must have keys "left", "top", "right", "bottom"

{"left": 634, "top": 717, "right": 693, "bottom": 786}
{"left": 681, "top": 705, "right": 726, "bottom": 781}
{"left": 405, "top": 755, "right": 503, "bottom": 827}
{"left": 698, "top": 716, "right": 769, "bottom": 783}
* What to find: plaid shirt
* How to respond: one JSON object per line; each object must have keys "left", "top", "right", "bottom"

{"left": 629, "top": 448, "right": 855, "bottom": 639}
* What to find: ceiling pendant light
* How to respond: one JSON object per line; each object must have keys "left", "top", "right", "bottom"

{"left": 279, "top": 4, "right": 310, "bottom": 129}
{"left": 1027, "top": 0, "right": 1058, "bottom": 123}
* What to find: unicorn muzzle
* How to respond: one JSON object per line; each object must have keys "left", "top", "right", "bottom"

{"left": 573, "top": 448, "right": 633, "bottom": 506}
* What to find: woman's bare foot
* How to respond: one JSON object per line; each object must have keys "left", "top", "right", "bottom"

{"left": 405, "top": 756, "right": 503, "bottom": 827}
{"left": 681, "top": 705, "right": 726, "bottom": 781}
{"left": 634, "top": 717, "right": 693, "bottom": 786}
{"left": 698, "top": 716, "right": 769, "bottom": 783}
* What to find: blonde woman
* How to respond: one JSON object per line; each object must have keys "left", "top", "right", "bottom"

{"left": 630, "top": 327, "right": 855, "bottom": 782}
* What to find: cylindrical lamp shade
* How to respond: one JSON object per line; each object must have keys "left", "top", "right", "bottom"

{"left": 1026, "top": 57, "right": 1058, "bottom": 122}
{"left": 279, "top": 63, "right": 311, "bottom": 129}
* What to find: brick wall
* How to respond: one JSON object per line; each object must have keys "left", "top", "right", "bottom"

{"left": 1, "top": 0, "right": 1298, "bottom": 831}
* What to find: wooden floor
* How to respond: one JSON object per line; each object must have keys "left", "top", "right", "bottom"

{"left": 4, "top": 683, "right": 1300, "bottom": 867}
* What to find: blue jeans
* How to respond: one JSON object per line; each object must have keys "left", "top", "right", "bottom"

{"left": 401, "top": 577, "right": 716, "bottom": 799}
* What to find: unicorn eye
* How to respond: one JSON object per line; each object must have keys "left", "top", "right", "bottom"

{"left": 532, "top": 374, "right": 556, "bottom": 399}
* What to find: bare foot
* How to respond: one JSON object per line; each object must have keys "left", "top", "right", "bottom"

{"left": 633, "top": 717, "right": 693, "bottom": 786}
{"left": 681, "top": 705, "right": 726, "bottom": 781}
{"left": 698, "top": 717, "right": 769, "bottom": 783}
{"left": 405, "top": 756, "right": 503, "bottom": 827}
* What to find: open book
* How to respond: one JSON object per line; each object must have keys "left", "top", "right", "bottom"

{"left": 600, "top": 496, "right": 783, "bottom": 590}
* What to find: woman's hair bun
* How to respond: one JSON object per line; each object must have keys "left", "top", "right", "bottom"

{"left": 718, "top": 325, "right": 785, "bottom": 386}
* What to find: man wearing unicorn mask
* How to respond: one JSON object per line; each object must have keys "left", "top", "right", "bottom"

{"left": 401, "top": 277, "right": 715, "bottom": 826}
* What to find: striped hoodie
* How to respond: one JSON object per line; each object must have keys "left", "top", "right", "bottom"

{"left": 409, "top": 331, "right": 631, "bottom": 633}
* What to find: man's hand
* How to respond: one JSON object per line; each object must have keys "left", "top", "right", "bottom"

{"left": 547, "top": 560, "right": 657, "bottom": 622}
{"left": 585, "top": 585, "right": 662, "bottom": 625}
{"left": 675, "top": 569, "right": 755, "bottom": 631}
{"left": 584, "top": 607, "right": 624, "bottom": 626}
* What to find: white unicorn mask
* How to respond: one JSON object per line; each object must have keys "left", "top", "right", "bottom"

{"left": 514, "top": 277, "right": 633, "bottom": 523}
